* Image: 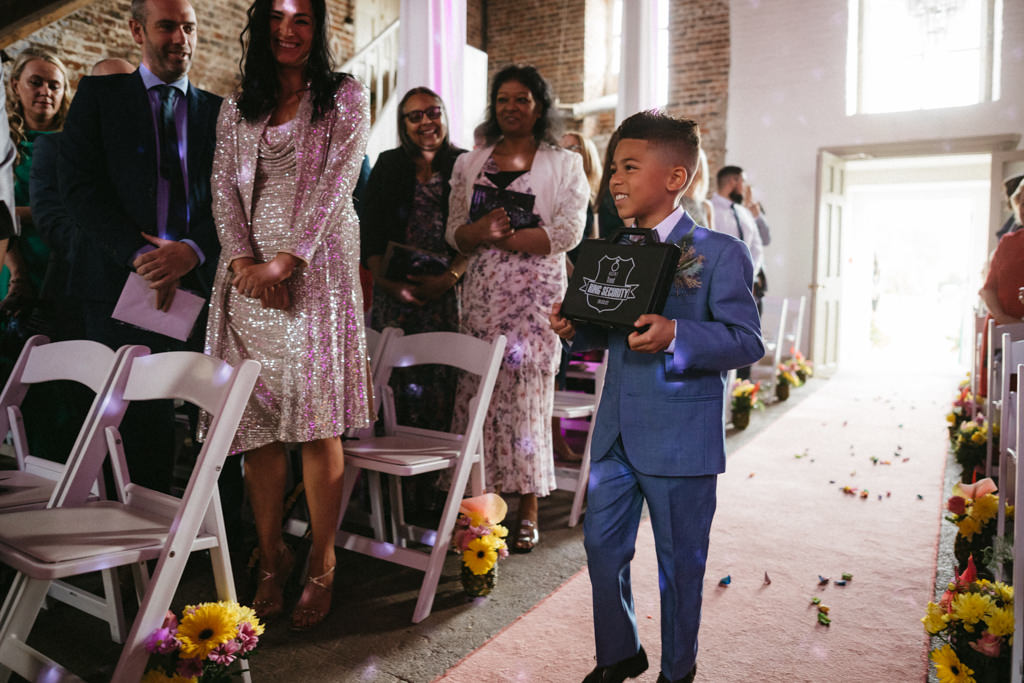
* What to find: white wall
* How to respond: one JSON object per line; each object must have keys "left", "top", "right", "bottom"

{"left": 725, "top": 0, "right": 1024, "bottom": 347}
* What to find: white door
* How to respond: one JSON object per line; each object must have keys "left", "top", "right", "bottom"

{"left": 810, "top": 150, "right": 846, "bottom": 375}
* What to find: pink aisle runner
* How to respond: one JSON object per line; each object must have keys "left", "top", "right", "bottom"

{"left": 437, "top": 368, "right": 956, "bottom": 682}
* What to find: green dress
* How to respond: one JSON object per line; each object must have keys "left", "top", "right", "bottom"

{"left": 0, "top": 129, "right": 55, "bottom": 299}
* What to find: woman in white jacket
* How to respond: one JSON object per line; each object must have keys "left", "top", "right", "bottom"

{"left": 446, "top": 64, "right": 589, "bottom": 553}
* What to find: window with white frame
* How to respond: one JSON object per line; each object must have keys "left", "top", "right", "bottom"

{"left": 846, "top": 0, "right": 1002, "bottom": 115}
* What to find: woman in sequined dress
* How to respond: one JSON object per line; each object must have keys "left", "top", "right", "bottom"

{"left": 204, "top": 0, "right": 370, "bottom": 630}
{"left": 361, "top": 88, "right": 466, "bottom": 431}
{"left": 445, "top": 64, "right": 589, "bottom": 553}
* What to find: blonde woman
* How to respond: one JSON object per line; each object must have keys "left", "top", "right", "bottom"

{"left": 681, "top": 147, "right": 713, "bottom": 230}
{"left": 2, "top": 47, "right": 70, "bottom": 319}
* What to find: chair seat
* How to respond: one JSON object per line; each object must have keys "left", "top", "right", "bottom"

{"left": 552, "top": 390, "right": 598, "bottom": 419}
{"left": 0, "top": 469, "right": 54, "bottom": 509}
{"left": 346, "top": 435, "right": 463, "bottom": 476}
{"left": 0, "top": 501, "right": 216, "bottom": 578}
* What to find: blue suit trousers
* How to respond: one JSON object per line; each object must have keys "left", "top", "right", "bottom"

{"left": 584, "top": 437, "right": 717, "bottom": 680}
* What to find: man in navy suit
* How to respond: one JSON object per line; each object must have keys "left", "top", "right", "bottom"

{"left": 551, "top": 112, "right": 763, "bottom": 682}
{"left": 58, "top": 0, "right": 221, "bottom": 492}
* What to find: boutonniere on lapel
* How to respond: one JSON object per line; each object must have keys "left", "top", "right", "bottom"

{"left": 673, "top": 228, "right": 705, "bottom": 293}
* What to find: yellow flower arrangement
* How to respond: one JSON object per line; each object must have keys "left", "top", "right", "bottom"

{"left": 923, "top": 558, "right": 1013, "bottom": 682}
{"left": 776, "top": 362, "right": 802, "bottom": 387}
{"left": 143, "top": 600, "right": 262, "bottom": 681}
{"left": 451, "top": 493, "right": 509, "bottom": 578}
{"left": 953, "top": 417, "right": 997, "bottom": 479}
{"left": 730, "top": 379, "right": 764, "bottom": 412}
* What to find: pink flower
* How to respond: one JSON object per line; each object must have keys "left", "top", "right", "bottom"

{"left": 144, "top": 627, "right": 179, "bottom": 655}
{"left": 209, "top": 639, "right": 240, "bottom": 665}
{"left": 176, "top": 657, "right": 204, "bottom": 679}
{"left": 161, "top": 610, "right": 178, "bottom": 631}
{"left": 458, "top": 493, "right": 508, "bottom": 525}
{"left": 237, "top": 622, "right": 260, "bottom": 654}
{"left": 947, "top": 496, "right": 967, "bottom": 515}
{"left": 969, "top": 631, "right": 1003, "bottom": 657}
{"left": 956, "top": 478, "right": 998, "bottom": 500}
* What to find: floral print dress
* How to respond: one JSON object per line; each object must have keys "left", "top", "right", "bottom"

{"left": 370, "top": 173, "right": 459, "bottom": 431}
{"left": 450, "top": 152, "right": 587, "bottom": 496}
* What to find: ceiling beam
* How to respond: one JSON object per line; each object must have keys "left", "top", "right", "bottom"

{"left": 0, "top": 0, "right": 95, "bottom": 51}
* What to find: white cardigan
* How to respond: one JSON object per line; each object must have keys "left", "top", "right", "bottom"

{"left": 445, "top": 142, "right": 588, "bottom": 255}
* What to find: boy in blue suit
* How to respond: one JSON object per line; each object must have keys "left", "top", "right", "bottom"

{"left": 550, "top": 112, "right": 764, "bottom": 682}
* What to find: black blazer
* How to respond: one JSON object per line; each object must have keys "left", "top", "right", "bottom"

{"left": 58, "top": 71, "right": 221, "bottom": 304}
{"left": 359, "top": 145, "right": 465, "bottom": 264}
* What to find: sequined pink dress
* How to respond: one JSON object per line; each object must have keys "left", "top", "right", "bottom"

{"left": 204, "top": 79, "right": 372, "bottom": 452}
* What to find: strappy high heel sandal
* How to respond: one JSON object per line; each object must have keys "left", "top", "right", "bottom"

{"left": 252, "top": 545, "right": 295, "bottom": 620}
{"left": 290, "top": 565, "right": 335, "bottom": 631}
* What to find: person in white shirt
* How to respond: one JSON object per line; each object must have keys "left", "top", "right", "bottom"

{"left": 710, "top": 165, "right": 764, "bottom": 285}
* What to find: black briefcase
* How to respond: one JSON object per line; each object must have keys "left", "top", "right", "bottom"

{"left": 561, "top": 229, "right": 680, "bottom": 330}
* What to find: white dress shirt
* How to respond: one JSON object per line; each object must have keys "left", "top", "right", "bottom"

{"left": 711, "top": 192, "right": 762, "bottom": 281}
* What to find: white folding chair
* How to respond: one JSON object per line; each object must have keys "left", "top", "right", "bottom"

{"left": 996, "top": 338, "right": 1024, "bottom": 547}
{"left": 0, "top": 336, "right": 146, "bottom": 643}
{"left": 783, "top": 295, "right": 806, "bottom": 359}
{"left": 985, "top": 321, "right": 1024, "bottom": 477}
{"left": 750, "top": 295, "right": 788, "bottom": 398}
{"left": 1014, "top": 359, "right": 1024, "bottom": 683}
{"left": 336, "top": 331, "right": 506, "bottom": 623}
{"left": 0, "top": 351, "right": 260, "bottom": 683}
{"left": 553, "top": 352, "right": 607, "bottom": 527}
{"left": 969, "top": 310, "right": 987, "bottom": 418}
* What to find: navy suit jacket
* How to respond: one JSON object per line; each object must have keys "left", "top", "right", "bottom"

{"left": 58, "top": 71, "right": 221, "bottom": 304}
{"left": 573, "top": 211, "right": 764, "bottom": 477}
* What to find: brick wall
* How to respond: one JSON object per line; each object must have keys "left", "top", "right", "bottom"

{"left": 467, "top": 0, "right": 484, "bottom": 50}
{"left": 668, "top": 0, "right": 729, "bottom": 180}
{"left": 483, "top": 0, "right": 587, "bottom": 105}
{"left": 480, "top": 0, "right": 730, "bottom": 172}
{"left": 4, "top": 0, "right": 356, "bottom": 98}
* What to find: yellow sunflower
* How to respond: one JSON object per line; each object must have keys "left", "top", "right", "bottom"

{"left": 492, "top": 523, "right": 509, "bottom": 539}
{"left": 463, "top": 537, "right": 498, "bottom": 575}
{"left": 952, "top": 592, "right": 993, "bottom": 629}
{"left": 930, "top": 644, "right": 974, "bottom": 683}
{"left": 985, "top": 606, "right": 1014, "bottom": 638}
{"left": 922, "top": 602, "right": 949, "bottom": 635}
{"left": 177, "top": 602, "right": 238, "bottom": 660}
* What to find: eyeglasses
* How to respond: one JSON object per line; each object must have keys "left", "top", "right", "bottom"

{"left": 403, "top": 106, "right": 443, "bottom": 123}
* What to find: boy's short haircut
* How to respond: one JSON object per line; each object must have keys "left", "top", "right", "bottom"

{"left": 616, "top": 110, "right": 701, "bottom": 183}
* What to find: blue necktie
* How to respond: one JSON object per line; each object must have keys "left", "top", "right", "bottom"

{"left": 156, "top": 85, "right": 187, "bottom": 239}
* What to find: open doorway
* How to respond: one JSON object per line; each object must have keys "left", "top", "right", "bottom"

{"left": 840, "top": 154, "right": 991, "bottom": 372}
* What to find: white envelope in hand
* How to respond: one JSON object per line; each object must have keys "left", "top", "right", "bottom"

{"left": 111, "top": 272, "right": 205, "bottom": 341}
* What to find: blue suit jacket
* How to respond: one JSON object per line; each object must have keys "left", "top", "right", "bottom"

{"left": 574, "top": 211, "right": 764, "bottom": 476}
{"left": 57, "top": 70, "right": 221, "bottom": 304}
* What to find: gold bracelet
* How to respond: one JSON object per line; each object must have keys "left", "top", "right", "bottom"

{"left": 448, "top": 268, "right": 462, "bottom": 282}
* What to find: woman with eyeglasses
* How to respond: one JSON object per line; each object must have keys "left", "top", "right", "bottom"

{"left": 360, "top": 87, "right": 466, "bottom": 431}
{"left": 445, "top": 64, "right": 589, "bottom": 553}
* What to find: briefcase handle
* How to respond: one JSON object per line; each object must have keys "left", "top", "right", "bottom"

{"left": 606, "top": 228, "right": 660, "bottom": 245}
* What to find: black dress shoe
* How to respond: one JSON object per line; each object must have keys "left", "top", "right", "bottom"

{"left": 582, "top": 646, "right": 649, "bottom": 682}
{"left": 657, "top": 663, "right": 697, "bottom": 683}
